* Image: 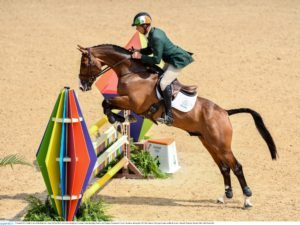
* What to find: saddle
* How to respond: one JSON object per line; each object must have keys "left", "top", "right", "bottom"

{"left": 171, "top": 79, "right": 197, "bottom": 97}
{"left": 146, "top": 65, "right": 197, "bottom": 98}
{"left": 141, "top": 63, "right": 197, "bottom": 122}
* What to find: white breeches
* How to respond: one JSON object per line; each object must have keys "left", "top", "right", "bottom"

{"left": 160, "top": 64, "right": 182, "bottom": 91}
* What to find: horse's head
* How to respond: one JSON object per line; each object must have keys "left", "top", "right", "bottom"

{"left": 78, "top": 44, "right": 140, "bottom": 91}
{"left": 77, "top": 45, "right": 103, "bottom": 91}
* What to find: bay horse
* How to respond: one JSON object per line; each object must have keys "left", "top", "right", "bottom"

{"left": 77, "top": 44, "right": 277, "bottom": 208}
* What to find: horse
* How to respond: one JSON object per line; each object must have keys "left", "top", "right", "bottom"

{"left": 77, "top": 44, "right": 277, "bottom": 208}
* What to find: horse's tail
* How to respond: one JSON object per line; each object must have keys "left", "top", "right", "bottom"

{"left": 227, "top": 108, "right": 277, "bottom": 160}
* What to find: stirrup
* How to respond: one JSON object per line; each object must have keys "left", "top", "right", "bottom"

{"left": 156, "top": 114, "right": 173, "bottom": 126}
{"left": 163, "top": 113, "right": 173, "bottom": 126}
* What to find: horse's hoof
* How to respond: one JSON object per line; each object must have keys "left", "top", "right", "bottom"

{"left": 108, "top": 115, "right": 116, "bottom": 124}
{"left": 217, "top": 196, "right": 225, "bottom": 204}
{"left": 243, "top": 203, "right": 253, "bottom": 209}
{"left": 115, "top": 115, "right": 125, "bottom": 123}
{"left": 118, "top": 118, "right": 125, "bottom": 123}
{"left": 217, "top": 199, "right": 224, "bottom": 204}
{"left": 128, "top": 115, "right": 137, "bottom": 123}
{"left": 243, "top": 196, "right": 253, "bottom": 209}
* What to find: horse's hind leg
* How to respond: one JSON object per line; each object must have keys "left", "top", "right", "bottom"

{"left": 218, "top": 161, "right": 233, "bottom": 203}
{"left": 230, "top": 157, "right": 253, "bottom": 208}
{"left": 222, "top": 154, "right": 253, "bottom": 208}
{"left": 199, "top": 137, "right": 233, "bottom": 203}
{"left": 218, "top": 149, "right": 253, "bottom": 208}
{"left": 198, "top": 108, "right": 253, "bottom": 208}
{"left": 221, "top": 152, "right": 253, "bottom": 208}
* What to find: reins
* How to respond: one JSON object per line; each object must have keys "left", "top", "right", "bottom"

{"left": 97, "top": 57, "right": 131, "bottom": 77}
{"left": 83, "top": 46, "right": 150, "bottom": 84}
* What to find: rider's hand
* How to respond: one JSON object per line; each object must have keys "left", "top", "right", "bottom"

{"left": 132, "top": 51, "right": 142, "bottom": 59}
{"left": 128, "top": 47, "right": 135, "bottom": 53}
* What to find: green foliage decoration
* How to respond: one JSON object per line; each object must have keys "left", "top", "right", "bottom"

{"left": 23, "top": 195, "right": 112, "bottom": 221}
{"left": 130, "top": 141, "right": 168, "bottom": 179}
{"left": 74, "top": 199, "right": 112, "bottom": 221}
{"left": 0, "top": 154, "right": 32, "bottom": 168}
{"left": 23, "top": 196, "right": 63, "bottom": 221}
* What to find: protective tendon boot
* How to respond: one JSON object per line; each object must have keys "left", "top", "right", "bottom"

{"left": 162, "top": 85, "right": 173, "bottom": 125}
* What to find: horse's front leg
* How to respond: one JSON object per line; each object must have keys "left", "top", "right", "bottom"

{"left": 102, "top": 96, "right": 132, "bottom": 124}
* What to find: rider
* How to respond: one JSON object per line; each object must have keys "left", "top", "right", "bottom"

{"left": 131, "top": 12, "right": 194, "bottom": 125}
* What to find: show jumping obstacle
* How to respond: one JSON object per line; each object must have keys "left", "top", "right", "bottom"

{"left": 36, "top": 88, "right": 143, "bottom": 221}
{"left": 83, "top": 113, "right": 144, "bottom": 201}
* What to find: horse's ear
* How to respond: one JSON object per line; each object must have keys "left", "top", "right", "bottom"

{"left": 77, "top": 44, "right": 88, "bottom": 54}
{"left": 77, "top": 44, "right": 85, "bottom": 49}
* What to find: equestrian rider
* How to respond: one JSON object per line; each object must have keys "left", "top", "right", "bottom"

{"left": 131, "top": 12, "right": 194, "bottom": 125}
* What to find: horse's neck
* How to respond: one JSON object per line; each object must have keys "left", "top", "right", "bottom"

{"left": 99, "top": 54, "right": 125, "bottom": 67}
{"left": 92, "top": 47, "right": 124, "bottom": 65}
{"left": 109, "top": 56, "right": 150, "bottom": 79}
{"left": 93, "top": 46, "right": 152, "bottom": 75}
{"left": 94, "top": 47, "right": 158, "bottom": 82}
{"left": 119, "top": 68, "right": 159, "bottom": 92}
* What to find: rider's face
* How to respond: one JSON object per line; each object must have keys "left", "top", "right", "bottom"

{"left": 136, "top": 25, "right": 149, "bottom": 35}
{"left": 136, "top": 25, "right": 145, "bottom": 34}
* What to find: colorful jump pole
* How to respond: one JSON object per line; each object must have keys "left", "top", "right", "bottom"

{"left": 36, "top": 87, "right": 97, "bottom": 221}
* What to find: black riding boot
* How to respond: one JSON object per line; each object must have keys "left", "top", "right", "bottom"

{"left": 162, "top": 85, "right": 173, "bottom": 125}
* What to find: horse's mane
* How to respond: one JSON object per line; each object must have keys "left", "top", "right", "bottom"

{"left": 91, "top": 44, "right": 131, "bottom": 55}
{"left": 91, "top": 43, "right": 164, "bottom": 75}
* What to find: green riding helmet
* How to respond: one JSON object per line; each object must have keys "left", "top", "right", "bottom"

{"left": 132, "top": 12, "right": 152, "bottom": 26}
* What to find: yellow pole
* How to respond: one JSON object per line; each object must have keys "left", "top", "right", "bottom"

{"left": 82, "top": 157, "right": 128, "bottom": 201}
{"left": 88, "top": 117, "right": 108, "bottom": 136}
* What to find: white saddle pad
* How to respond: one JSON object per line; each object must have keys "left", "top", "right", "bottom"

{"left": 156, "top": 89, "right": 197, "bottom": 113}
